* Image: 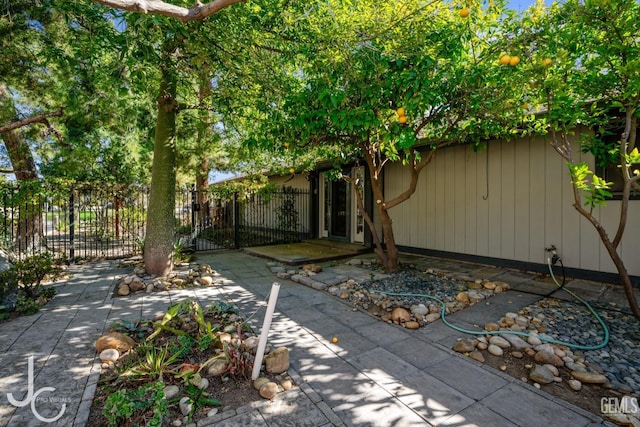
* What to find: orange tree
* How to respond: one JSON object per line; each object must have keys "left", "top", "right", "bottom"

{"left": 510, "top": 0, "right": 640, "bottom": 318}
{"left": 241, "top": 0, "right": 525, "bottom": 272}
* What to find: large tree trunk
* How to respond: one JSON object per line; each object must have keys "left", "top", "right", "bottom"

{"left": 1, "top": 87, "right": 43, "bottom": 253}
{"left": 144, "top": 62, "right": 178, "bottom": 276}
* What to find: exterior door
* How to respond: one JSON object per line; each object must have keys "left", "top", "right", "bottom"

{"left": 330, "top": 179, "right": 348, "bottom": 239}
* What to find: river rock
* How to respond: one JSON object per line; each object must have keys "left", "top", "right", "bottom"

{"left": 265, "top": 347, "right": 290, "bottom": 374}
{"left": 117, "top": 284, "right": 130, "bottom": 296}
{"left": 488, "top": 344, "right": 504, "bottom": 356}
{"left": 410, "top": 304, "right": 429, "bottom": 316}
{"left": 571, "top": 370, "right": 608, "bottom": 384}
{"left": 129, "top": 278, "right": 146, "bottom": 292}
{"left": 207, "top": 358, "right": 227, "bottom": 377}
{"left": 529, "top": 364, "right": 555, "bottom": 384}
{"left": 425, "top": 313, "right": 440, "bottom": 323}
{"left": 484, "top": 323, "right": 500, "bottom": 331}
{"left": 164, "top": 385, "right": 180, "bottom": 399}
{"left": 502, "top": 334, "right": 531, "bottom": 350}
{"left": 99, "top": 348, "right": 119, "bottom": 362}
{"left": 198, "top": 276, "right": 214, "bottom": 285}
{"left": 489, "top": 336, "right": 511, "bottom": 349}
{"left": 391, "top": 307, "right": 411, "bottom": 323}
{"left": 470, "top": 351, "right": 485, "bottom": 363}
{"left": 568, "top": 379, "right": 582, "bottom": 391}
{"left": 404, "top": 321, "right": 420, "bottom": 329}
{"left": 179, "top": 397, "right": 193, "bottom": 416}
{"left": 253, "top": 377, "right": 271, "bottom": 391}
{"left": 455, "top": 292, "right": 470, "bottom": 303}
{"left": 534, "top": 351, "right": 564, "bottom": 367}
{"left": 96, "top": 332, "right": 135, "bottom": 353}
{"left": 259, "top": 382, "right": 279, "bottom": 399}
{"left": 453, "top": 339, "right": 478, "bottom": 353}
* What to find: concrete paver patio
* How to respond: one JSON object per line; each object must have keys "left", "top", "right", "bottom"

{"left": 0, "top": 250, "right": 617, "bottom": 426}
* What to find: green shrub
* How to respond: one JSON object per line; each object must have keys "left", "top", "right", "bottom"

{"left": 103, "top": 381, "right": 167, "bottom": 427}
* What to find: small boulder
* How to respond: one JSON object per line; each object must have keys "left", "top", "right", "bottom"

{"left": 502, "top": 334, "right": 531, "bottom": 350}
{"left": 198, "top": 276, "right": 214, "bottom": 286}
{"left": 455, "top": 292, "right": 470, "bottom": 304}
{"left": 303, "top": 264, "right": 323, "bottom": 273}
{"left": 264, "top": 347, "right": 290, "bottom": 374}
{"left": 391, "top": 307, "right": 411, "bottom": 323}
{"left": 470, "top": 351, "right": 485, "bottom": 363}
{"left": 534, "top": 351, "right": 564, "bottom": 367}
{"left": 117, "top": 284, "right": 130, "bottom": 296}
{"left": 281, "top": 379, "right": 293, "bottom": 390}
{"left": 487, "top": 344, "right": 504, "bottom": 356}
{"left": 129, "top": 279, "right": 146, "bottom": 292}
{"left": 410, "top": 304, "right": 428, "bottom": 317}
{"left": 253, "top": 377, "right": 271, "bottom": 391}
{"left": 484, "top": 323, "right": 500, "bottom": 332}
{"left": 489, "top": 336, "right": 511, "bottom": 349}
{"left": 99, "top": 348, "right": 119, "bottom": 362}
{"left": 259, "top": 382, "right": 279, "bottom": 399}
{"left": 568, "top": 379, "right": 582, "bottom": 391}
{"left": 96, "top": 332, "right": 135, "bottom": 353}
{"left": 404, "top": 321, "right": 420, "bottom": 329}
{"left": 529, "top": 364, "right": 555, "bottom": 384}
{"left": 453, "top": 339, "right": 478, "bottom": 354}
{"left": 425, "top": 313, "right": 440, "bottom": 323}
{"left": 570, "top": 370, "right": 608, "bottom": 384}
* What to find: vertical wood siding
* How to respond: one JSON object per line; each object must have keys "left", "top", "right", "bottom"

{"left": 384, "top": 132, "right": 640, "bottom": 276}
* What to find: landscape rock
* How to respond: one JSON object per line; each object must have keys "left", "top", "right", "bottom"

{"left": 96, "top": 332, "right": 135, "bottom": 353}
{"left": 129, "top": 278, "right": 146, "bottom": 292}
{"left": 303, "top": 264, "right": 323, "bottom": 273}
{"left": 484, "top": 323, "right": 500, "bottom": 332}
{"left": 489, "top": 336, "right": 511, "bottom": 349}
{"left": 207, "top": 408, "right": 219, "bottom": 417}
{"left": 391, "top": 307, "right": 411, "bottom": 323}
{"left": 410, "top": 304, "right": 428, "bottom": 317}
{"left": 164, "top": 385, "right": 180, "bottom": 400}
{"left": 281, "top": 379, "right": 293, "bottom": 390}
{"left": 470, "top": 351, "right": 485, "bottom": 363}
{"left": 502, "top": 334, "right": 531, "bottom": 350}
{"left": 455, "top": 292, "right": 469, "bottom": 303}
{"left": 198, "top": 276, "right": 214, "bottom": 285}
{"left": 534, "top": 351, "right": 564, "bottom": 367}
{"left": 529, "top": 364, "right": 555, "bottom": 384}
{"left": 571, "top": 370, "right": 609, "bottom": 384}
{"left": 179, "top": 397, "right": 193, "bottom": 416}
{"left": 568, "top": 380, "right": 582, "bottom": 391}
{"left": 117, "top": 284, "right": 130, "bottom": 296}
{"left": 488, "top": 344, "right": 504, "bottom": 356}
{"left": 404, "top": 321, "right": 420, "bottom": 329}
{"left": 264, "top": 347, "right": 290, "bottom": 374}
{"left": 453, "top": 339, "right": 478, "bottom": 354}
{"left": 253, "top": 377, "right": 271, "bottom": 391}
{"left": 206, "top": 359, "right": 227, "bottom": 377}
{"left": 259, "top": 382, "right": 279, "bottom": 399}
{"left": 99, "top": 348, "right": 119, "bottom": 362}
{"left": 527, "top": 335, "right": 542, "bottom": 346}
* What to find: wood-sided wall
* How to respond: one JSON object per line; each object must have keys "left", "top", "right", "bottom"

{"left": 384, "top": 131, "right": 640, "bottom": 277}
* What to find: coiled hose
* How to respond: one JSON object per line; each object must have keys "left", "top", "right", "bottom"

{"left": 374, "top": 256, "right": 609, "bottom": 351}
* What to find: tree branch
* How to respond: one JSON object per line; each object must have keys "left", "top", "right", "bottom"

{"left": 0, "top": 109, "right": 63, "bottom": 133}
{"left": 91, "top": 0, "right": 245, "bottom": 22}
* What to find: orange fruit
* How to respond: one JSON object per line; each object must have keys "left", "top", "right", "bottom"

{"left": 509, "top": 56, "right": 520, "bottom": 66}
{"left": 289, "top": 168, "right": 295, "bottom": 174}
{"left": 396, "top": 107, "right": 405, "bottom": 117}
{"left": 499, "top": 55, "right": 511, "bottom": 65}
{"left": 541, "top": 58, "right": 552, "bottom": 67}
{"left": 284, "top": 142, "right": 290, "bottom": 148}
{"left": 398, "top": 115, "right": 408, "bottom": 124}
{"left": 332, "top": 337, "right": 338, "bottom": 343}
{"left": 459, "top": 7, "right": 469, "bottom": 17}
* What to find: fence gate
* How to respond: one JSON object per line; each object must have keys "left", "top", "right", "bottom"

{"left": 176, "top": 186, "right": 312, "bottom": 252}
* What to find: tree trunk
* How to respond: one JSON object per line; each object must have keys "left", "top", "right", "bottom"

{"left": 1, "top": 127, "right": 42, "bottom": 253}
{"left": 144, "top": 63, "right": 178, "bottom": 276}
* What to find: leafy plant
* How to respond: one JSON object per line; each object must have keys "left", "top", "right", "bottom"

{"left": 110, "top": 319, "right": 151, "bottom": 339}
{"left": 1, "top": 253, "right": 62, "bottom": 299}
{"left": 123, "top": 344, "right": 181, "bottom": 381}
{"left": 174, "top": 372, "right": 222, "bottom": 423}
{"left": 102, "top": 380, "right": 167, "bottom": 427}
{"left": 209, "top": 301, "right": 239, "bottom": 316}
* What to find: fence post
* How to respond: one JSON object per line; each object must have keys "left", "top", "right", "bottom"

{"left": 233, "top": 192, "right": 240, "bottom": 249}
{"left": 69, "top": 186, "right": 75, "bottom": 262}
{"left": 190, "top": 184, "right": 197, "bottom": 252}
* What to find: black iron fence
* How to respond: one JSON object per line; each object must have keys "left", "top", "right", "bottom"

{"left": 1, "top": 182, "right": 311, "bottom": 260}
{"left": 176, "top": 186, "right": 312, "bottom": 251}
{"left": 0, "top": 182, "right": 148, "bottom": 260}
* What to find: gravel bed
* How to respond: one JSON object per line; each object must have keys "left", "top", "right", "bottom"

{"left": 520, "top": 298, "right": 640, "bottom": 396}
{"left": 349, "top": 267, "right": 639, "bottom": 397}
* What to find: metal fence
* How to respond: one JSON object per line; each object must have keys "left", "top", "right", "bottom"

{"left": 1, "top": 182, "right": 311, "bottom": 261}
{"left": 176, "top": 186, "right": 312, "bottom": 251}
{"left": 0, "top": 182, "right": 148, "bottom": 260}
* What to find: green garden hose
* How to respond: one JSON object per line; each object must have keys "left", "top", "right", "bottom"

{"left": 374, "top": 258, "right": 610, "bottom": 351}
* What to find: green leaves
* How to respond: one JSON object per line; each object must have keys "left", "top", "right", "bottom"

{"left": 568, "top": 162, "right": 613, "bottom": 208}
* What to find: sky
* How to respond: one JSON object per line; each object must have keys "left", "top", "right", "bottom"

{"left": 509, "top": 0, "right": 553, "bottom": 12}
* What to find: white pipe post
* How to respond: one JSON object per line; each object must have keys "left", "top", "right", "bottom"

{"left": 251, "top": 282, "right": 281, "bottom": 380}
